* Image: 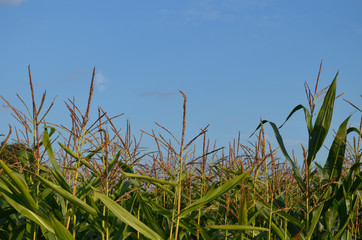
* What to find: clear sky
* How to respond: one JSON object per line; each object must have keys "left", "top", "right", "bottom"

{"left": 1, "top": 0, "right": 361, "bottom": 164}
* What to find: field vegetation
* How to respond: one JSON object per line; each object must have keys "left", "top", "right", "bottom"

{"left": 0, "top": 63, "right": 361, "bottom": 239}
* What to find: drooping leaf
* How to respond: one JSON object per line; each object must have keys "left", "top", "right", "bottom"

{"left": 1, "top": 192, "right": 54, "bottom": 235}
{"left": 252, "top": 121, "right": 305, "bottom": 192}
{"left": 279, "top": 104, "right": 313, "bottom": 136}
{"left": 37, "top": 175, "right": 99, "bottom": 217}
{"left": 95, "top": 192, "right": 162, "bottom": 240}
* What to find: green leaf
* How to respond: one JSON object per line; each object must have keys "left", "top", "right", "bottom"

{"left": 256, "top": 202, "right": 288, "bottom": 239}
{"left": 238, "top": 190, "right": 248, "bottom": 240}
{"left": 347, "top": 127, "right": 362, "bottom": 137}
{"left": 107, "top": 150, "right": 121, "bottom": 173}
{"left": 136, "top": 193, "right": 166, "bottom": 238}
{"left": 256, "top": 200, "right": 302, "bottom": 228}
{"left": 37, "top": 175, "right": 99, "bottom": 217}
{"left": 307, "top": 73, "right": 337, "bottom": 166}
{"left": 279, "top": 104, "right": 313, "bottom": 136}
{"left": 331, "top": 197, "right": 357, "bottom": 240}
{"left": 342, "top": 163, "right": 362, "bottom": 197}
{"left": 323, "top": 199, "right": 338, "bottom": 231}
{"left": 192, "top": 222, "right": 212, "bottom": 240}
{"left": 17, "top": 148, "right": 34, "bottom": 169}
{"left": 123, "top": 172, "right": 177, "bottom": 186}
{"left": 0, "top": 160, "right": 37, "bottom": 210}
{"left": 43, "top": 127, "right": 61, "bottom": 173}
{"left": 324, "top": 116, "right": 350, "bottom": 181}
{"left": 43, "top": 128, "right": 71, "bottom": 192}
{"left": 208, "top": 225, "right": 269, "bottom": 232}
{"left": 49, "top": 215, "right": 74, "bottom": 240}
{"left": 58, "top": 143, "right": 95, "bottom": 171}
{"left": 306, "top": 203, "right": 324, "bottom": 239}
{"left": 95, "top": 192, "right": 162, "bottom": 240}
{"left": 179, "top": 170, "right": 251, "bottom": 218}
{"left": 253, "top": 121, "right": 306, "bottom": 192}
{"left": 151, "top": 181, "right": 175, "bottom": 195}
{"left": 1, "top": 193, "right": 54, "bottom": 234}
{"left": 239, "top": 190, "right": 248, "bottom": 225}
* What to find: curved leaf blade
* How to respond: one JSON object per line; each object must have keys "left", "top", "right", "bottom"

{"left": 279, "top": 104, "right": 313, "bottom": 136}
{"left": 179, "top": 170, "right": 251, "bottom": 218}
{"left": 95, "top": 192, "right": 162, "bottom": 240}
{"left": 123, "top": 172, "right": 177, "bottom": 186}
{"left": 37, "top": 175, "right": 99, "bottom": 217}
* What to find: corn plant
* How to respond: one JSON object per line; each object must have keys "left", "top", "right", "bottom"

{"left": 0, "top": 63, "right": 360, "bottom": 239}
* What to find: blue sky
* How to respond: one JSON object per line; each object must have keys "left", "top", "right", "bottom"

{"left": 1, "top": 0, "right": 361, "bottom": 163}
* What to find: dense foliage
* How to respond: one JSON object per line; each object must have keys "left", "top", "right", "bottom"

{"left": 0, "top": 65, "right": 361, "bottom": 239}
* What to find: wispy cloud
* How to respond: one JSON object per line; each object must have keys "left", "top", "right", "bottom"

{"left": 95, "top": 72, "right": 106, "bottom": 92}
{"left": 139, "top": 91, "right": 177, "bottom": 101}
{"left": 0, "top": 0, "right": 27, "bottom": 6}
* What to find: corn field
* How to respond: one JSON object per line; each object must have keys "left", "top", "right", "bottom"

{"left": 0, "top": 63, "right": 361, "bottom": 239}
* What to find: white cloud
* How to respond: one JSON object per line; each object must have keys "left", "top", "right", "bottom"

{"left": 95, "top": 72, "right": 106, "bottom": 92}
{"left": 0, "top": 0, "right": 27, "bottom": 6}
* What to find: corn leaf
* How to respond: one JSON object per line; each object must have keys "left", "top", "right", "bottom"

{"left": 37, "top": 175, "right": 99, "bottom": 217}
{"left": 58, "top": 143, "right": 95, "bottom": 171}
{"left": 49, "top": 215, "right": 74, "bottom": 240}
{"left": 95, "top": 192, "right": 162, "bottom": 240}
{"left": 306, "top": 203, "right": 324, "bottom": 239}
{"left": 254, "top": 121, "right": 305, "bottom": 192}
{"left": 208, "top": 225, "right": 269, "bottom": 232}
{"left": 1, "top": 193, "right": 54, "bottom": 234}
{"left": 307, "top": 73, "right": 337, "bottom": 166}
{"left": 43, "top": 128, "right": 70, "bottom": 192}
{"left": 324, "top": 116, "right": 350, "bottom": 181}
{"left": 136, "top": 193, "right": 166, "bottom": 238}
{"left": 179, "top": 170, "right": 250, "bottom": 218}
{"left": 279, "top": 104, "right": 313, "bottom": 136}
{"left": 0, "top": 160, "right": 37, "bottom": 209}
{"left": 43, "top": 127, "right": 61, "bottom": 173}
{"left": 123, "top": 172, "right": 177, "bottom": 186}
